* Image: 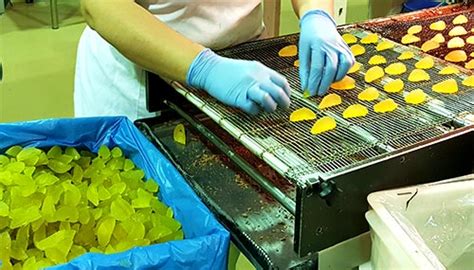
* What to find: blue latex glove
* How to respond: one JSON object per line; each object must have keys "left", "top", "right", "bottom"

{"left": 187, "top": 49, "right": 291, "bottom": 115}
{"left": 299, "top": 9, "right": 355, "bottom": 96}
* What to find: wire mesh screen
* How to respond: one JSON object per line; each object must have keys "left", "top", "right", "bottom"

{"left": 360, "top": 4, "right": 474, "bottom": 67}
{"left": 173, "top": 29, "right": 473, "bottom": 183}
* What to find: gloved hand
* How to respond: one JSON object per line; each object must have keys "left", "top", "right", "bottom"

{"left": 299, "top": 9, "right": 355, "bottom": 96}
{"left": 187, "top": 49, "right": 291, "bottom": 115}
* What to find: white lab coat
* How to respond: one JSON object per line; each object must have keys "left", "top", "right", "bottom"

{"left": 74, "top": 0, "right": 264, "bottom": 121}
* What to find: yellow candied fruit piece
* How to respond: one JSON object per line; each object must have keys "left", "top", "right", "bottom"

{"left": 293, "top": 60, "right": 299, "bottom": 67}
{"left": 430, "top": 20, "right": 446, "bottom": 31}
{"left": 0, "top": 201, "right": 9, "bottom": 217}
{"left": 398, "top": 51, "right": 415, "bottom": 60}
{"left": 365, "top": 66, "right": 385, "bottom": 83}
{"left": 173, "top": 124, "right": 186, "bottom": 145}
{"left": 97, "top": 217, "right": 116, "bottom": 247}
{"left": 431, "top": 33, "right": 446, "bottom": 43}
{"left": 358, "top": 87, "right": 380, "bottom": 101}
{"left": 342, "top": 104, "right": 369, "bottom": 119}
{"left": 421, "top": 40, "right": 440, "bottom": 52}
{"left": 384, "top": 79, "right": 404, "bottom": 93}
{"left": 368, "top": 55, "right": 387, "bottom": 65}
{"left": 289, "top": 108, "right": 316, "bottom": 122}
{"left": 438, "top": 66, "right": 459, "bottom": 75}
{"left": 385, "top": 62, "right": 407, "bottom": 75}
{"left": 331, "top": 76, "right": 356, "bottom": 90}
{"left": 408, "top": 69, "right": 431, "bottom": 82}
{"left": 348, "top": 62, "right": 362, "bottom": 74}
{"left": 407, "top": 25, "right": 422, "bottom": 35}
{"left": 278, "top": 45, "right": 297, "bottom": 57}
{"left": 415, "top": 57, "right": 435, "bottom": 69}
{"left": 405, "top": 89, "right": 427, "bottom": 105}
{"left": 462, "top": 75, "right": 474, "bottom": 87}
{"left": 449, "top": 26, "right": 468, "bottom": 37}
{"left": 342, "top": 33, "right": 358, "bottom": 44}
{"left": 311, "top": 116, "right": 337, "bottom": 135}
{"left": 467, "top": 36, "right": 474, "bottom": 44}
{"left": 432, "top": 79, "right": 459, "bottom": 94}
{"left": 318, "top": 93, "right": 342, "bottom": 109}
{"left": 447, "top": 37, "right": 465, "bottom": 49}
{"left": 465, "top": 59, "right": 474, "bottom": 69}
{"left": 376, "top": 41, "right": 394, "bottom": 51}
{"left": 110, "top": 197, "right": 135, "bottom": 221}
{"left": 350, "top": 44, "right": 366, "bottom": 57}
{"left": 445, "top": 50, "right": 467, "bottom": 62}
{"left": 401, "top": 34, "right": 420, "bottom": 44}
{"left": 374, "top": 99, "right": 398, "bottom": 113}
{"left": 453, "top": 14, "right": 468, "bottom": 25}
{"left": 361, "top": 33, "right": 378, "bottom": 44}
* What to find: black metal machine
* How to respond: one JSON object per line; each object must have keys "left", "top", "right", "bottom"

{"left": 137, "top": 4, "right": 474, "bottom": 269}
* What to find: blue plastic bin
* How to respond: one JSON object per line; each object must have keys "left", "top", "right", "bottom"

{"left": 0, "top": 117, "right": 230, "bottom": 270}
{"left": 403, "top": 0, "right": 444, "bottom": 12}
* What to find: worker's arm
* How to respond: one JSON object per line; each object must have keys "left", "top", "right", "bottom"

{"left": 80, "top": 0, "right": 203, "bottom": 82}
{"left": 80, "top": 0, "right": 291, "bottom": 114}
{"left": 290, "top": 0, "right": 354, "bottom": 96}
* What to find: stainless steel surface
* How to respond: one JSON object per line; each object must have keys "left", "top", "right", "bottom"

{"left": 172, "top": 29, "right": 473, "bottom": 186}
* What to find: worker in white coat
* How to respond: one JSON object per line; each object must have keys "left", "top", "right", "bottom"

{"left": 75, "top": 0, "right": 354, "bottom": 121}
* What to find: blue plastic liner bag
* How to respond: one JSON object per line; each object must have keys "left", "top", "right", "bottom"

{"left": 0, "top": 117, "right": 230, "bottom": 270}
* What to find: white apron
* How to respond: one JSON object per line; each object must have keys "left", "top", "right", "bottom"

{"left": 74, "top": 0, "right": 264, "bottom": 121}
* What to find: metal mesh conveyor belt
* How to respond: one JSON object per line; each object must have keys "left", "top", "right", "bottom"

{"left": 360, "top": 4, "right": 474, "bottom": 67}
{"left": 172, "top": 29, "right": 474, "bottom": 185}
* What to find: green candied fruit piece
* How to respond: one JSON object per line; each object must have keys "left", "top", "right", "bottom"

{"left": 97, "top": 217, "right": 116, "bottom": 247}
{"left": 5, "top": 161, "right": 26, "bottom": 173}
{"left": 26, "top": 248, "right": 43, "bottom": 259}
{"left": 16, "top": 224, "right": 30, "bottom": 251}
{"left": 0, "top": 201, "right": 9, "bottom": 216}
{"left": 71, "top": 165, "right": 84, "bottom": 184}
{"left": 166, "top": 207, "right": 174, "bottom": 218}
{"left": 86, "top": 185, "right": 100, "bottom": 206}
{"left": 47, "top": 145, "right": 62, "bottom": 159}
{"left": 89, "top": 247, "right": 103, "bottom": 253}
{"left": 76, "top": 156, "right": 91, "bottom": 169}
{"left": 0, "top": 230, "right": 12, "bottom": 255}
{"left": 0, "top": 216, "right": 10, "bottom": 230}
{"left": 56, "top": 154, "right": 74, "bottom": 164}
{"left": 131, "top": 188, "right": 153, "bottom": 209}
{"left": 5, "top": 145, "right": 23, "bottom": 157}
{"left": 123, "top": 159, "right": 135, "bottom": 171}
{"left": 65, "top": 147, "right": 81, "bottom": 161}
{"left": 22, "top": 257, "right": 37, "bottom": 270}
{"left": 36, "top": 229, "right": 75, "bottom": 252}
{"left": 106, "top": 157, "right": 124, "bottom": 171}
{"left": 121, "top": 219, "right": 145, "bottom": 241}
{"left": 47, "top": 159, "right": 72, "bottom": 174}
{"left": 144, "top": 178, "right": 159, "bottom": 193}
{"left": 54, "top": 206, "right": 79, "bottom": 222}
{"left": 78, "top": 207, "right": 91, "bottom": 225}
{"left": 45, "top": 247, "right": 67, "bottom": 264}
{"left": 111, "top": 197, "right": 135, "bottom": 221}
{"left": 104, "top": 245, "right": 116, "bottom": 254}
{"left": 111, "top": 147, "right": 123, "bottom": 158}
{"left": 33, "top": 224, "right": 46, "bottom": 246}
{"left": 63, "top": 183, "right": 81, "bottom": 207}
{"left": 112, "top": 221, "right": 128, "bottom": 240}
{"left": 68, "top": 245, "right": 87, "bottom": 261}
{"left": 16, "top": 147, "right": 42, "bottom": 166}
{"left": 30, "top": 217, "right": 44, "bottom": 232}
{"left": 0, "top": 154, "right": 11, "bottom": 166}
{"left": 23, "top": 166, "right": 36, "bottom": 177}
{"left": 0, "top": 170, "right": 12, "bottom": 185}
{"left": 36, "top": 152, "right": 49, "bottom": 166}
{"left": 10, "top": 240, "right": 28, "bottom": 261}
{"left": 91, "top": 208, "right": 103, "bottom": 221}
{"left": 59, "top": 221, "right": 71, "bottom": 231}
{"left": 109, "top": 182, "right": 127, "bottom": 196}
{"left": 146, "top": 225, "right": 172, "bottom": 242}
{"left": 98, "top": 145, "right": 111, "bottom": 160}
{"left": 35, "top": 173, "right": 59, "bottom": 186}
{"left": 97, "top": 185, "right": 111, "bottom": 201}
{"left": 10, "top": 206, "right": 41, "bottom": 229}
{"left": 41, "top": 195, "right": 56, "bottom": 222}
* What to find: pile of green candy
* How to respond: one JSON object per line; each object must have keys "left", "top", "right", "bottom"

{"left": 0, "top": 145, "right": 183, "bottom": 270}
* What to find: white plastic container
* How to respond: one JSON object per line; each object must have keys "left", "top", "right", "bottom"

{"left": 366, "top": 174, "right": 474, "bottom": 270}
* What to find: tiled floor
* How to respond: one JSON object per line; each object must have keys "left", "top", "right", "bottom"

{"left": 0, "top": 1, "right": 84, "bottom": 122}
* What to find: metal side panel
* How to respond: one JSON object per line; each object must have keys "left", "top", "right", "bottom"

{"left": 295, "top": 126, "right": 473, "bottom": 256}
